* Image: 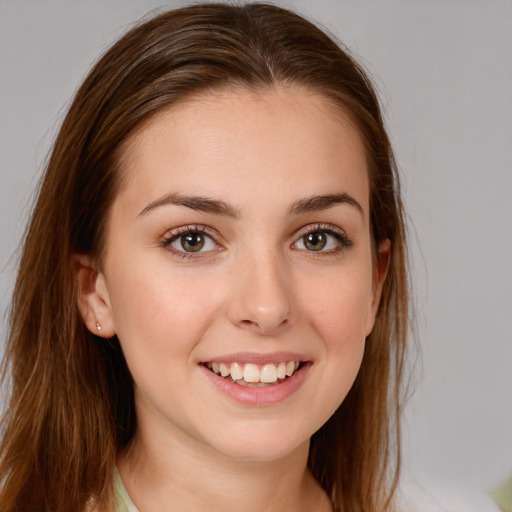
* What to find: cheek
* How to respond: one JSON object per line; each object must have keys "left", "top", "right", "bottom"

{"left": 303, "top": 270, "right": 372, "bottom": 415}
{"left": 106, "top": 257, "right": 223, "bottom": 356}
{"left": 305, "top": 268, "right": 373, "bottom": 347}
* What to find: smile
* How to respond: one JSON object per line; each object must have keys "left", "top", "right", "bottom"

{"left": 204, "top": 361, "right": 301, "bottom": 387}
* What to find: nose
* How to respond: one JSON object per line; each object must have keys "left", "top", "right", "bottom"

{"left": 227, "top": 251, "right": 293, "bottom": 336}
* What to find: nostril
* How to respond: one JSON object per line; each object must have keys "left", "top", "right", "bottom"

{"left": 237, "top": 317, "right": 288, "bottom": 332}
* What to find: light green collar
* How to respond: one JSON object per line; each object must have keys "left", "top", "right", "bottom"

{"left": 115, "top": 469, "right": 140, "bottom": 512}
{"left": 494, "top": 476, "right": 512, "bottom": 512}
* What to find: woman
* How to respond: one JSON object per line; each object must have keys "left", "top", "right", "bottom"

{"left": 0, "top": 3, "right": 410, "bottom": 511}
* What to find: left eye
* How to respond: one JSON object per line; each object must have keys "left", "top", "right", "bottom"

{"left": 168, "top": 231, "right": 217, "bottom": 253}
{"left": 293, "top": 230, "right": 344, "bottom": 252}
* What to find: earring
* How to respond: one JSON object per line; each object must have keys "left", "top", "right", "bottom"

{"left": 96, "top": 322, "right": 102, "bottom": 332}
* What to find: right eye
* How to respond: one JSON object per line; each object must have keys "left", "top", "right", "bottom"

{"left": 162, "top": 226, "right": 219, "bottom": 256}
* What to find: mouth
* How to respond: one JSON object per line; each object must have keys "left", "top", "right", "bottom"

{"left": 202, "top": 360, "right": 305, "bottom": 387}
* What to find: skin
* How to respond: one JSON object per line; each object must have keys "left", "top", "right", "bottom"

{"left": 77, "top": 85, "right": 389, "bottom": 512}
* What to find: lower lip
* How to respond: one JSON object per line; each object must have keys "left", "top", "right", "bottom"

{"left": 199, "top": 363, "right": 311, "bottom": 406}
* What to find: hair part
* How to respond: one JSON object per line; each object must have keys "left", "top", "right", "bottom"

{"left": 0, "top": 4, "right": 410, "bottom": 511}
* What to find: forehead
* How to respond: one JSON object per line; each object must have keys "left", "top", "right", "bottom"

{"left": 114, "top": 85, "right": 369, "bottom": 217}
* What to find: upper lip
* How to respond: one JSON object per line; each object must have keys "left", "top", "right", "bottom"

{"left": 200, "top": 351, "right": 311, "bottom": 365}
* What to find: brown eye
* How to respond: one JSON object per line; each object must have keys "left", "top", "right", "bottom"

{"left": 181, "top": 233, "right": 205, "bottom": 252}
{"left": 303, "top": 232, "right": 327, "bottom": 251}
{"left": 165, "top": 226, "right": 218, "bottom": 256}
{"left": 293, "top": 225, "right": 352, "bottom": 254}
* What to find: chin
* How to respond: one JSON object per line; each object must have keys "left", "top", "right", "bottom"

{"left": 202, "top": 422, "right": 312, "bottom": 463}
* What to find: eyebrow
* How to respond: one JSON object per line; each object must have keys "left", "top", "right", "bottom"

{"left": 138, "top": 193, "right": 240, "bottom": 218}
{"left": 289, "top": 193, "right": 363, "bottom": 216}
{"left": 138, "top": 191, "right": 363, "bottom": 218}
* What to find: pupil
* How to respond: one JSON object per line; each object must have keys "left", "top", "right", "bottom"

{"left": 305, "top": 232, "right": 326, "bottom": 251}
{"left": 182, "top": 233, "right": 204, "bottom": 252}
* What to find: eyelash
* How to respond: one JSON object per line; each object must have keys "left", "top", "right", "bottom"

{"left": 293, "top": 223, "right": 353, "bottom": 256}
{"left": 161, "top": 224, "right": 220, "bottom": 260}
{"left": 160, "top": 223, "right": 353, "bottom": 259}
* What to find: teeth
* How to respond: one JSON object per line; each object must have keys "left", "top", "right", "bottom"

{"left": 219, "top": 363, "right": 230, "bottom": 377}
{"left": 230, "top": 362, "right": 243, "bottom": 381}
{"left": 243, "top": 363, "right": 260, "bottom": 383}
{"left": 276, "top": 362, "right": 286, "bottom": 379}
{"left": 260, "top": 364, "right": 277, "bottom": 383}
{"left": 285, "top": 361, "right": 295, "bottom": 376}
{"left": 206, "top": 360, "right": 301, "bottom": 384}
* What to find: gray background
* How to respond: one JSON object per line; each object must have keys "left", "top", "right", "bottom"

{"left": 1, "top": 1, "right": 511, "bottom": 510}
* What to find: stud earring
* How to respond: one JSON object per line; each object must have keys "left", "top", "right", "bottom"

{"left": 96, "top": 322, "right": 102, "bottom": 332}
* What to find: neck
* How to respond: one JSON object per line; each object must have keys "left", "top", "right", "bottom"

{"left": 117, "top": 427, "right": 331, "bottom": 512}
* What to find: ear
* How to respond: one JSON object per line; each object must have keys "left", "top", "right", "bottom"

{"left": 73, "top": 254, "right": 116, "bottom": 337}
{"left": 364, "top": 238, "right": 391, "bottom": 336}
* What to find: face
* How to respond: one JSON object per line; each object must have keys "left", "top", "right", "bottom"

{"left": 79, "top": 86, "right": 388, "bottom": 462}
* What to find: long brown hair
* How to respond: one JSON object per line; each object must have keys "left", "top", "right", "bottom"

{"left": 0, "top": 3, "right": 410, "bottom": 511}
